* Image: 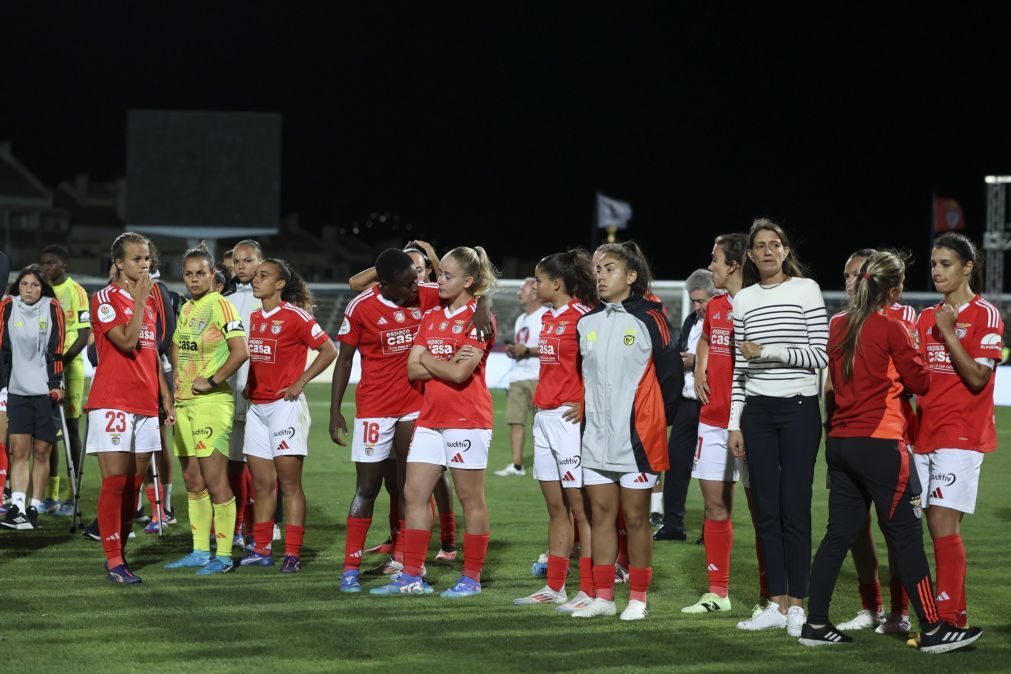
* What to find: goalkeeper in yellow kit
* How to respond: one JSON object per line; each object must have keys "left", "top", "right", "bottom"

{"left": 165, "top": 243, "right": 249, "bottom": 575}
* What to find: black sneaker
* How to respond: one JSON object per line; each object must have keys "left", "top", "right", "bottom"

{"left": 653, "top": 525, "right": 687, "bottom": 542}
{"left": 799, "top": 622, "right": 854, "bottom": 647}
{"left": 26, "top": 506, "right": 40, "bottom": 529}
{"left": 1, "top": 505, "right": 32, "bottom": 530}
{"left": 164, "top": 508, "right": 177, "bottom": 525}
{"left": 919, "top": 623, "right": 983, "bottom": 654}
{"left": 82, "top": 518, "right": 101, "bottom": 541}
{"left": 134, "top": 507, "right": 150, "bottom": 524}
{"left": 649, "top": 512, "right": 664, "bottom": 528}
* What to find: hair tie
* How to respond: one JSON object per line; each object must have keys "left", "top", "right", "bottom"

{"left": 862, "top": 273, "right": 871, "bottom": 280}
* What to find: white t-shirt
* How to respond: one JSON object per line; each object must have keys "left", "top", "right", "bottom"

{"left": 509, "top": 306, "right": 548, "bottom": 382}
{"left": 682, "top": 317, "right": 703, "bottom": 399}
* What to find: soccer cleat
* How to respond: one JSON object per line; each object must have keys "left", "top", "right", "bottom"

{"left": 620, "top": 599, "right": 648, "bottom": 621}
{"left": 340, "top": 569, "right": 362, "bottom": 593}
{"left": 919, "top": 623, "right": 983, "bottom": 654}
{"left": 787, "top": 606, "right": 806, "bottom": 637}
{"left": 240, "top": 550, "right": 275, "bottom": 567}
{"left": 1, "top": 505, "right": 32, "bottom": 530}
{"left": 40, "top": 497, "right": 59, "bottom": 514}
{"left": 649, "top": 512, "right": 664, "bottom": 528}
{"left": 799, "top": 622, "right": 854, "bottom": 647}
{"left": 106, "top": 564, "right": 142, "bottom": 584}
{"left": 370, "top": 573, "right": 433, "bottom": 596}
{"left": 280, "top": 555, "right": 302, "bottom": 573}
{"left": 572, "top": 597, "right": 617, "bottom": 619}
{"left": 737, "top": 602, "right": 787, "bottom": 631}
{"left": 196, "top": 557, "right": 235, "bottom": 576}
{"left": 681, "top": 592, "right": 732, "bottom": 614}
{"left": 614, "top": 565, "right": 629, "bottom": 584}
{"left": 364, "top": 538, "right": 394, "bottom": 555}
{"left": 143, "top": 518, "right": 169, "bottom": 534}
{"left": 514, "top": 585, "right": 567, "bottom": 605}
{"left": 164, "top": 509, "right": 177, "bottom": 525}
{"left": 233, "top": 533, "right": 246, "bottom": 550}
{"left": 653, "top": 525, "right": 687, "bottom": 542}
{"left": 493, "top": 463, "right": 525, "bottom": 477}
{"left": 82, "top": 519, "right": 101, "bottom": 540}
{"left": 435, "top": 545, "right": 457, "bottom": 562}
{"left": 134, "top": 507, "right": 150, "bottom": 524}
{"left": 26, "top": 506, "right": 40, "bottom": 529}
{"left": 556, "top": 591, "right": 594, "bottom": 613}
{"left": 165, "top": 551, "right": 212, "bottom": 569}
{"left": 875, "top": 613, "right": 912, "bottom": 634}
{"left": 53, "top": 500, "right": 75, "bottom": 517}
{"left": 367, "top": 557, "right": 403, "bottom": 575}
{"left": 440, "top": 575, "right": 482, "bottom": 598}
{"left": 838, "top": 609, "right": 885, "bottom": 631}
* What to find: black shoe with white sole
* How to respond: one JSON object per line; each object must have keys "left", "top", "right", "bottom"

{"left": 799, "top": 622, "right": 854, "bottom": 647}
{"left": 82, "top": 519, "right": 101, "bottom": 541}
{"left": 919, "top": 623, "right": 982, "bottom": 654}
{"left": 1, "top": 505, "right": 33, "bottom": 530}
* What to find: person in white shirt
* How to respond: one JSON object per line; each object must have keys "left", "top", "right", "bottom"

{"left": 495, "top": 278, "right": 548, "bottom": 477}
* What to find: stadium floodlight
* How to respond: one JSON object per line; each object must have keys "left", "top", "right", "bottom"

{"left": 985, "top": 175, "right": 1011, "bottom": 184}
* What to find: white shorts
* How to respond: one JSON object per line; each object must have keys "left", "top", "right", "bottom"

{"left": 532, "top": 407, "right": 583, "bottom": 487}
{"left": 86, "top": 409, "right": 162, "bottom": 454}
{"left": 407, "top": 426, "right": 492, "bottom": 470}
{"left": 243, "top": 396, "right": 311, "bottom": 460}
{"left": 692, "top": 422, "right": 749, "bottom": 487}
{"left": 352, "top": 411, "right": 420, "bottom": 463}
{"left": 583, "top": 467, "right": 658, "bottom": 490}
{"left": 914, "top": 449, "right": 984, "bottom": 515}
{"left": 228, "top": 419, "right": 246, "bottom": 462}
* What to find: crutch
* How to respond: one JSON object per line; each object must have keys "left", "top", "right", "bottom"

{"left": 55, "top": 398, "right": 81, "bottom": 533}
{"left": 149, "top": 449, "right": 165, "bottom": 539}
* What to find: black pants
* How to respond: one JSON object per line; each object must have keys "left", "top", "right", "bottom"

{"left": 661, "top": 398, "right": 699, "bottom": 531}
{"left": 808, "top": 437, "right": 940, "bottom": 627}
{"left": 742, "top": 394, "right": 820, "bottom": 598}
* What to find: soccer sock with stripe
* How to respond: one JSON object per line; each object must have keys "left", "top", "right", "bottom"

{"left": 462, "top": 532, "right": 490, "bottom": 582}
{"left": 285, "top": 524, "right": 305, "bottom": 558}
{"left": 344, "top": 517, "right": 372, "bottom": 571}
{"left": 188, "top": 489, "right": 213, "bottom": 553}
{"left": 629, "top": 565, "right": 652, "bottom": 603}
{"left": 546, "top": 554, "right": 568, "bottom": 592}
{"left": 705, "top": 518, "right": 732, "bottom": 598}
{"left": 932, "top": 534, "right": 965, "bottom": 624}
{"left": 889, "top": 576, "right": 909, "bottom": 616}
{"left": 858, "top": 580, "right": 883, "bottom": 614}
{"left": 98, "top": 475, "right": 128, "bottom": 567}
{"left": 228, "top": 470, "right": 247, "bottom": 534}
{"left": 592, "top": 564, "right": 616, "bottom": 601}
{"left": 403, "top": 528, "right": 431, "bottom": 577}
{"left": 440, "top": 512, "right": 457, "bottom": 549}
{"left": 212, "top": 497, "right": 237, "bottom": 554}
{"left": 579, "top": 556, "right": 594, "bottom": 597}
{"left": 253, "top": 520, "right": 274, "bottom": 555}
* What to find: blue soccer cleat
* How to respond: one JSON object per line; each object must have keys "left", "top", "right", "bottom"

{"left": 280, "top": 555, "right": 302, "bottom": 574}
{"left": 340, "top": 569, "right": 362, "bottom": 593}
{"left": 196, "top": 557, "right": 235, "bottom": 576}
{"left": 440, "top": 575, "right": 482, "bottom": 598}
{"left": 106, "top": 564, "right": 142, "bottom": 584}
{"left": 165, "top": 551, "right": 211, "bottom": 569}
{"left": 240, "top": 550, "right": 275, "bottom": 567}
{"left": 370, "top": 573, "right": 433, "bottom": 596}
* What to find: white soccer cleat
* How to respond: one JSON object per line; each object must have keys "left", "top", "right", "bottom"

{"left": 838, "top": 609, "right": 885, "bottom": 631}
{"left": 786, "top": 606, "right": 806, "bottom": 637}
{"left": 494, "top": 464, "right": 526, "bottom": 477}
{"left": 572, "top": 597, "right": 617, "bottom": 619}
{"left": 875, "top": 613, "right": 912, "bottom": 634}
{"left": 556, "top": 591, "right": 593, "bottom": 613}
{"left": 513, "top": 585, "right": 567, "bottom": 605}
{"left": 737, "top": 602, "right": 787, "bottom": 631}
{"left": 620, "top": 599, "right": 648, "bottom": 621}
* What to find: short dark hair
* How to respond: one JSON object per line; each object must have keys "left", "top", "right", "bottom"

{"left": 40, "top": 244, "right": 70, "bottom": 262}
{"left": 375, "top": 248, "right": 415, "bottom": 284}
{"left": 9, "top": 264, "right": 56, "bottom": 298}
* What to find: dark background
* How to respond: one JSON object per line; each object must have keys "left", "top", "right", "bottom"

{"left": 3, "top": 3, "right": 1010, "bottom": 288}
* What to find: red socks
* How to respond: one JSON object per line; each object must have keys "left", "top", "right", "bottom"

{"left": 145, "top": 483, "right": 165, "bottom": 521}
{"left": 933, "top": 534, "right": 966, "bottom": 624}
{"left": 98, "top": 475, "right": 129, "bottom": 567}
{"left": 344, "top": 517, "right": 372, "bottom": 571}
{"left": 229, "top": 470, "right": 248, "bottom": 534}
{"left": 859, "top": 581, "right": 883, "bottom": 614}
{"left": 253, "top": 520, "right": 274, "bottom": 555}
{"left": 463, "top": 533, "right": 490, "bottom": 582}
{"left": 705, "top": 518, "right": 733, "bottom": 598}
{"left": 592, "top": 564, "right": 616, "bottom": 601}
{"left": 889, "top": 577, "right": 909, "bottom": 616}
{"left": 285, "top": 524, "right": 304, "bottom": 558}
{"left": 579, "top": 556, "right": 595, "bottom": 597}
{"left": 546, "top": 554, "right": 568, "bottom": 592}
{"left": 403, "top": 528, "right": 431, "bottom": 577}
{"left": 440, "top": 512, "right": 457, "bottom": 549}
{"left": 629, "top": 565, "right": 652, "bottom": 603}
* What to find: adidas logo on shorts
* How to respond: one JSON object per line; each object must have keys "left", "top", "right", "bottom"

{"left": 562, "top": 471, "right": 575, "bottom": 482}
{"left": 931, "top": 487, "right": 944, "bottom": 500}
{"left": 451, "top": 453, "right": 464, "bottom": 464}
{"left": 633, "top": 473, "right": 649, "bottom": 484}
{"left": 278, "top": 441, "right": 290, "bottom": 451}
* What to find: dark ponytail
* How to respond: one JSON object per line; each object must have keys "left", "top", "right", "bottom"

{"left": 537, "top": 249, "right": 598, "bottom": 306}
{"left": 595, "top": 241, "right": 654, "bottom": 296}
{"left": 265, "top": 258, "right": 315, "bottom": 311}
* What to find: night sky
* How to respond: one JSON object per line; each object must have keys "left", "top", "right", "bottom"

{"left": 3, "top": 4, "right": 1011, "bottom": 289}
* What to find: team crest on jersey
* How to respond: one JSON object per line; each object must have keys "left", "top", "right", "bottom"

{"left": 394, "top": 310, "right": 406, "bottom": 323}
{"left": 439, "top": 321, "right": 449, "bottom": 331}
{"left": 38, "top": 320, "right": 47, "bottom": 330}
{"left": 624, "top": 327, "right": 637, "bottom": 346}
{"left": 411, "top": 308, "right": 422, "bottom": 320}
{"left": 97, "top": 303, "right": 117, "bottom": 323}
{"left": 452, "top": 324, "right": 463, "bottom": 334}
{"left": 555, "top": 325, "right": 566, "bottom": 335}
{"left": 955, "top": 323, "right": 969, "bottom": 339}
{"left": 271, "top": 325, "right": 282, "bottom": 335}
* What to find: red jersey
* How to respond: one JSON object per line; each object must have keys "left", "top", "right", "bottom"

{"left": 415, "top": 301, "right": 497, "bottom": 429}
{"left": 87, "top": 284, "right": 162, "bottom": 417}
{"left": 884, "top": 303, "right": 919, "bottom": 443}
{"left": 699, "top": 292, "right": 734, "bottom": 428}
{"left": 338, "top": 283, "right": 441, "bottom": 417}
{"left": 828, "top": 311, "right": 930, "bottom": 440}
{"left": 916, "top": 296, "right": 1003, "bottom": 453}
{"left": 247, "top": 302, "right": 330, "bottom": 404}
{"left": 533, "top": 300, "right": 590, "bottom": 409}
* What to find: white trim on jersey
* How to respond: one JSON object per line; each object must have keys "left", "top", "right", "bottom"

{"left": 978, "top": 297, "right": 999, "bottom": 329}
{"left": 344, "top": 288, "right": 377, "bottom": 316}
{"left": 285, "top": 302, "right": 315, "bottom": 322}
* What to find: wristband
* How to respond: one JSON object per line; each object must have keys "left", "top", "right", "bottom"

{"left": 207, "top": 375, "right": 217, "bottom": 388}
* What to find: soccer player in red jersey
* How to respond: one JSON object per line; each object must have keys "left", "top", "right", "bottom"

{"left": 239, "top": 259, "right": 337, "bottom": 573}
{"left": 330, "top": 248, "right": 442, "bottom": 592}
{"left": 915, "top": 233, "right": 1002, "bottom": 629}
{"left": 512, "top": 250, "right": 597, "bottom": 610}
{"left": 804, "top": 250, "right": 982, "bottom": 652}
{"left": 86, "top": 233, "right": 174, "bottom": 584}
{"left": 371, "top": 246, "right": 498, "bottom": 598}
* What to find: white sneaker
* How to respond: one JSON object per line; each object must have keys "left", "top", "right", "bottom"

{"left": 737, "top": 602, "right": 787, "bottom": 631}
{"left": 514, "top": 585, "right": 567, "bottom": 605}
{"left": 494, "top": 464, "right": 526, "bottom": 477}
{"left": 572, "top": 597, "right": 617, "bottom": 619}
{"left": 838, "top": 609, "right": 884, "bottom": 631}
{"left": 556, "top": 590, "right": 593, "bottom": 613}
{"left": 875, "top": 613, "right": 911, "bottom": 634}
{"left": 620, "top": 599, "right": 648, "bottom": 621}
{"left": 787, "top": 606, "right": 806, "bottom": 637}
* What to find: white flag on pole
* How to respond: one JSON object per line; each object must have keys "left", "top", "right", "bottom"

{"left": 596, "top": 192, "right": 632, "bottom": 230}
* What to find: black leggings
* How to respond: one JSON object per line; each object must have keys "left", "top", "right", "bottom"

{"left": 662, "top": 397, "right": 699, "bottom": 531}
{"left": 742, "top": 394, "right": 820, "bottom": 598}
{"left": 808, "top": 437, "right": 940, "bottom": 627}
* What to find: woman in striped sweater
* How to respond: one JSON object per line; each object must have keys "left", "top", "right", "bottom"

{"left": 728, "top": 219, "right": 828, "bottom": 636}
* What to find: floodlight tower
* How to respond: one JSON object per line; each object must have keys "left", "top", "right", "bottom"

{"left": 984, "top": 175, "right": 1011, "bottom": 307}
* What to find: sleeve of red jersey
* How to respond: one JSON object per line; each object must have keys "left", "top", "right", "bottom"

{"left": 336, "top": 306, "right": 362, "bottom": 346}
{"left": 91, "top": 291, "right": 128, "bottom": 336}
{"left": 701, "top": 305, "right": 712, "bottom": 340}
{"left": 967, "top": 306, "right": 1004, "bottom": 363}
{"left": 304, "top": 316, "right": 330, "bottom": 350}
{"left": 463, "top": 318, "right": 496, "bottom": 351}
{"left": 889, "top": 319, "right": 930, "bottom": 396}
{"left": 419, "top": 283, "right": 441, "bottom": 311}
